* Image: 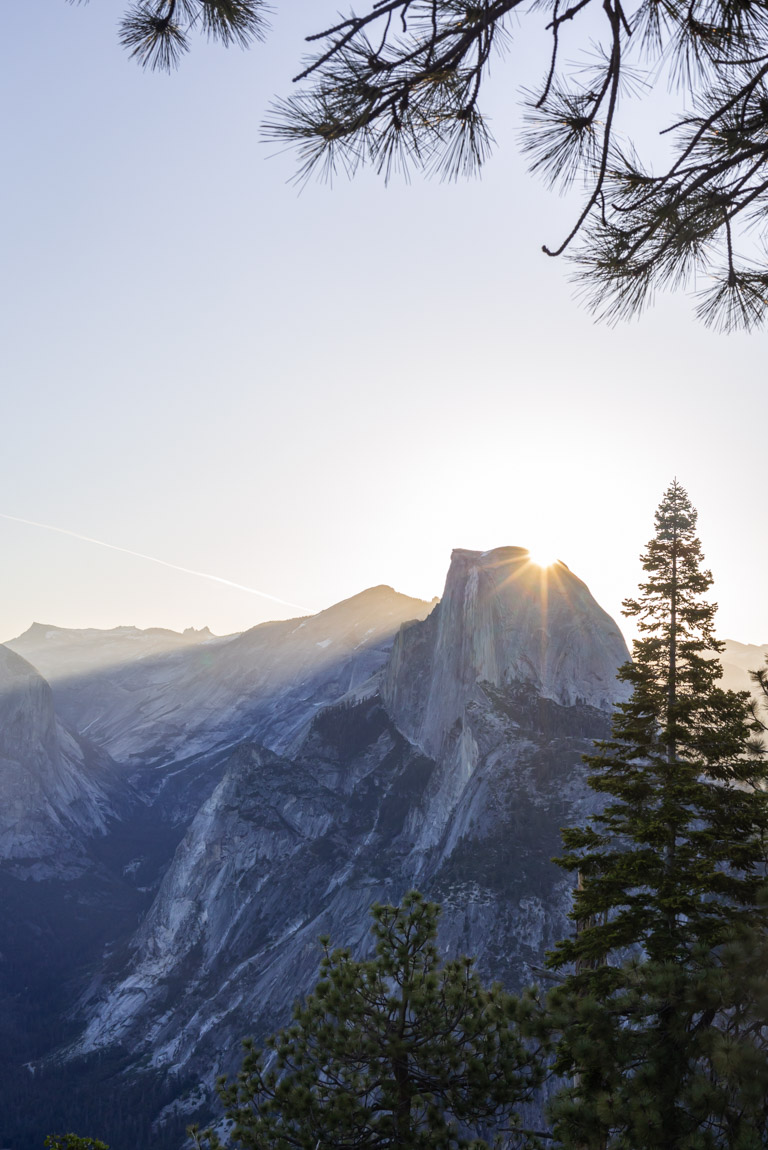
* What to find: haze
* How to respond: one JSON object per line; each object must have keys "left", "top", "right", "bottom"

{"left": 1, "top": 1, "right": 766, "bottom": 646}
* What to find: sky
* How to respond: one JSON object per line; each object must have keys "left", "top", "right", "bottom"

{"left": 1, "top": 0, "right": 766, "bottom": 646}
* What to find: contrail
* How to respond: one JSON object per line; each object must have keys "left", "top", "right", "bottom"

{"left": 0, "top": 512, "right": 313, "bottom": 614}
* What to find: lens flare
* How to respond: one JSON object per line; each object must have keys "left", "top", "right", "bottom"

{"left": 527, "top": 548, "right": 559, "bottom": 569}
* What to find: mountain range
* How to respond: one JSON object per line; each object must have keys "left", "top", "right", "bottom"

{"left": 0, "top": 547, "right": 763, "bottom": 1149}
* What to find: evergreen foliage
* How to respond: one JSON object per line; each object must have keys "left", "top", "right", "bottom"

{"left": 115, "top": 0, "right": 268, "bottom": 72}
{"left": 256, "top": 0, "right": 768, "bottom": 329}
{"left": 193, "top": 891, "right": 543, "bottom": 1150}
{"left": 542, "top": 479, "right": 768, "bottom": 1148}
{"left": 750, "top": 656, "right": 768, "bottom": 735}
{"left": 44, "top": 1136, "right": 109, "bottom": 1150}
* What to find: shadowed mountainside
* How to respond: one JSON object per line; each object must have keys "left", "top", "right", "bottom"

{"left": 57, "top": 549, "right": 630, "bottom": 1140}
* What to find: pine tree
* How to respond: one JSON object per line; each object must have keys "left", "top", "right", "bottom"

{"left": 194, "top": 891, "right": 543, "bottom": 1150}
{"left": 544, "top": 480, "right": 768, "bottom": 1149}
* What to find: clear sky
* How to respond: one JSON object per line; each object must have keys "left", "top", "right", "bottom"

{"left": 1, "top": 0, "right": 766, "bottom": 646}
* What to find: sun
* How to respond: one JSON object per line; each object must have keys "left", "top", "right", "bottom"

{"left": 527, "top": 547, "right": 559, "bottom": 569}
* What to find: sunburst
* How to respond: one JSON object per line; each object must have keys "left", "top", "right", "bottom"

{"left": 527, "top": 548, "right": 559, "bottom": 569}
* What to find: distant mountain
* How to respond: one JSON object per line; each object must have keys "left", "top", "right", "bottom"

{"left": 720, "top": 639, "right": 768, "bottom": 697}
{"left": 0, "top": 644, "right": 151, "bottom": 1144}
{"left": 7, "top": 622, "right": 219, "bottom": 680}
{"left": 7, "top": 589, "right": 435, "bottom": 772}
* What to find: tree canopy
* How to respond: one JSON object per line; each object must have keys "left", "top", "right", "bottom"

{"left": 108, "top": 0, "right": 768, "bottom": 331}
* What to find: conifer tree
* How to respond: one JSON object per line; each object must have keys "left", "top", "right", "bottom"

{"left": 195, "top": 891, "right": 543, "bottom": 1150}
{"left": 544, "top": 480, "right": 768, "bottom": 1149}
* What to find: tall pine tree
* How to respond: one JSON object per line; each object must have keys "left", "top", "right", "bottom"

{"left": 545, "top": 480, "right": 768, "bottom": 1149}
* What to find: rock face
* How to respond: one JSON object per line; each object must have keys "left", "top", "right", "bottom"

{"left": 0, "top": 644, "right": 116, "bottom": 874}
{"left": 63, "top": 547, "right": 631, "bottom": 1140}
{"left": 384, "top": 547, "right": 630, "bottom": 759}
{"left": 73, "top": 693, "right": 615, "bottom": 1084}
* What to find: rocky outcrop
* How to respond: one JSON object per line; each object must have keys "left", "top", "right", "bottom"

{"left": 384, "top": 547, "right": 630, "bottom": 759}
{"left": 381, "top": 546, "right": 630, "bottom": 850}
{"left": 0, "top": 644, "right": 116, "bottom": 874}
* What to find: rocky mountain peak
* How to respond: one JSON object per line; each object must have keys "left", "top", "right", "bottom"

{"left": 384, "top": 545, "right": 630, "bottom": 759}
{"left": 308, "top": 584, "right": 433, "bottom": 627}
